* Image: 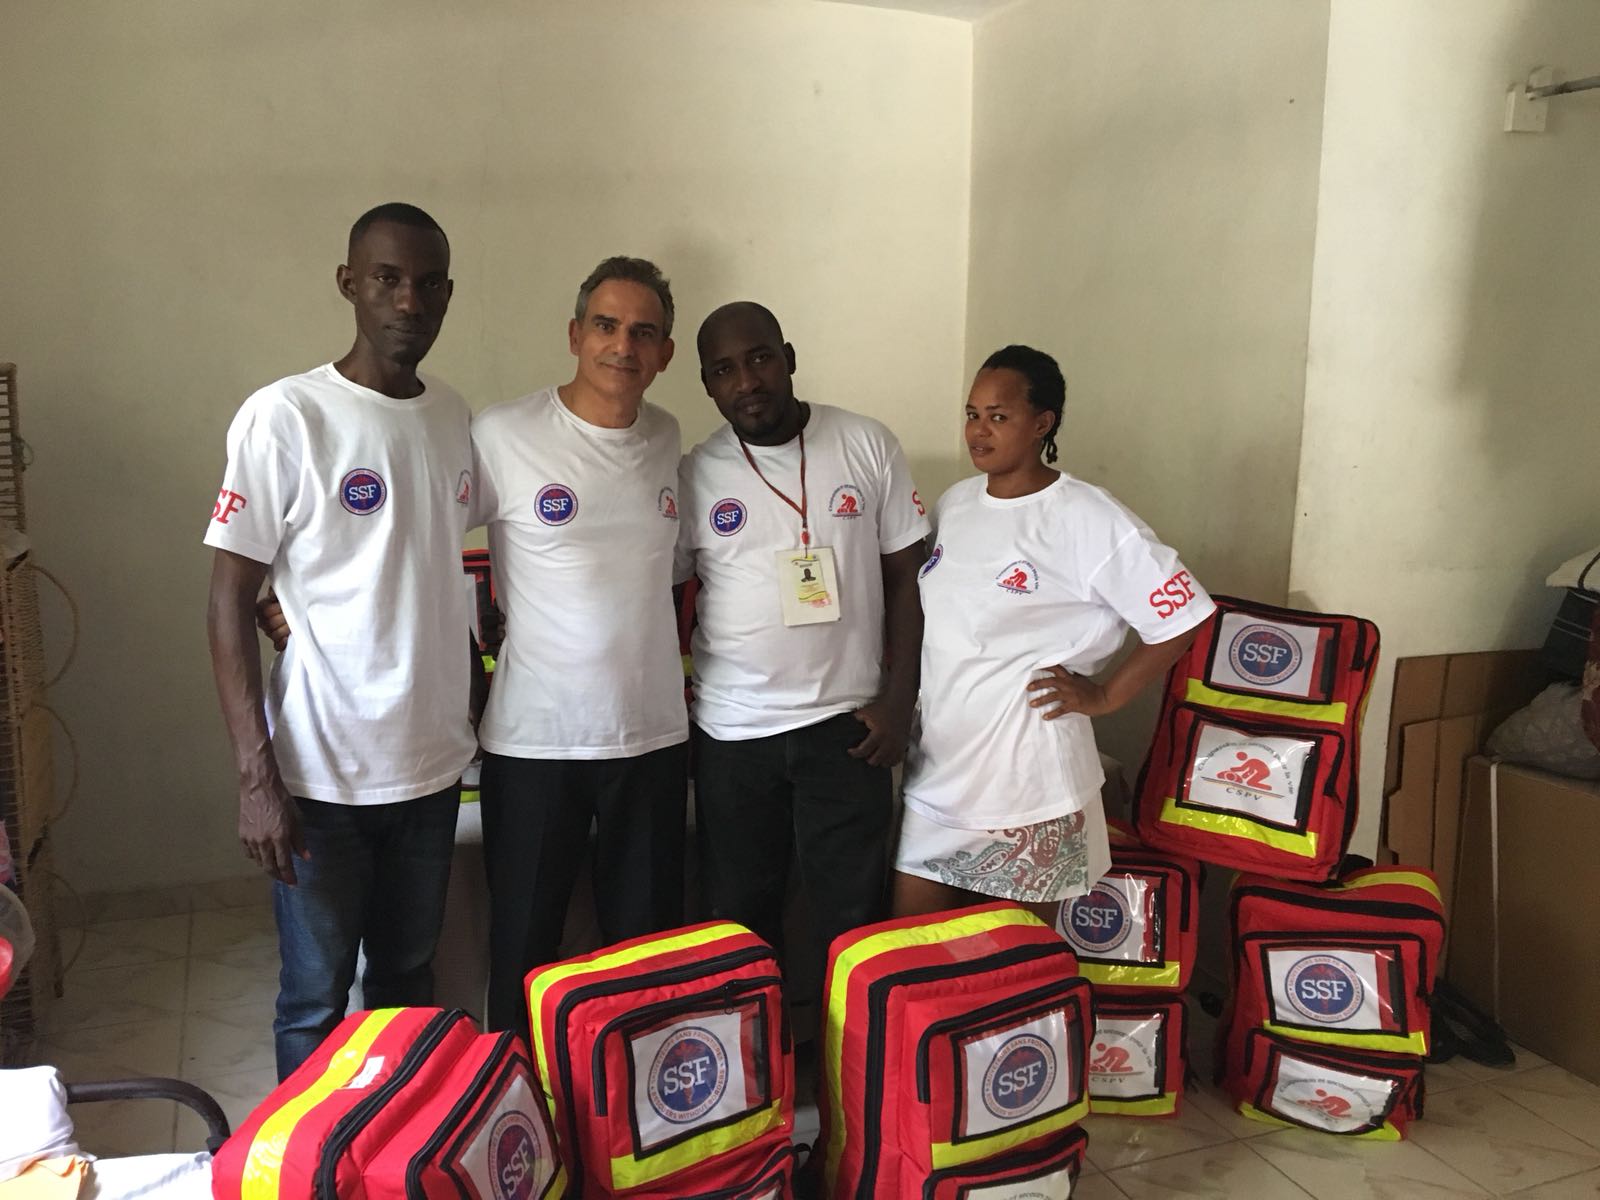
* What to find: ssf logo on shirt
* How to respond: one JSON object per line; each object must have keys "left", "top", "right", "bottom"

{"left": 535, "top": 483, "right": 579, "bottom": 526}
{"left": 340, "top": 469, "right": 387, "bottom": 515}
{"left": 710, "top": 498, "right": 747, "bottom": 537}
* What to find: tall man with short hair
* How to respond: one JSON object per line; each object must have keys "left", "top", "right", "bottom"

{"left": 677, "top": 301, "right": 929, "bottom": 1002}
{"left": 206, "top": 203, "right": 477, "bottom": 1078}
{"left": 473, "top": 257, "right": 688, "bottom": 1033}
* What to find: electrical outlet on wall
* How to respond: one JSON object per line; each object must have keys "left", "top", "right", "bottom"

{"left": 1505, "top": 67, "right": 1553, "bottom": 133}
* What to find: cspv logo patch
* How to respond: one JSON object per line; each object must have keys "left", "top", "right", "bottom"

{"left": 340, "top": 469, "right": 387, "bottom": 515}
{"left": 1286, "top": 955, "right": 1364, "bottom": 1023}
{"left": 1229, "top": 623, "right": 1303, "bottom": 686}
{"left": 658, "top": 486, "right": 678, "bottom": 519}
{"left": 830, "top": 484, "right": 864, "bottom": 518}
{"left": 488, "top": 1112, "right": 542, "bottom": 1200}
{"left": 1064, "top": 883, "right": 1130, "bottom": 953}
{"left": 981, "top": 1034, "right": 1056, "bottom": 1121}
{"left": 535, "top": 483, "right": 578, "bottom": 527}
{"left": 710, "top": 497, "right": 747, "bottom": 537}
{"left": 996, "top": 560, "right": 1039, "bottom": 594}
{"left": 647, "top": 1026, "right": 729, "bottom": 1124}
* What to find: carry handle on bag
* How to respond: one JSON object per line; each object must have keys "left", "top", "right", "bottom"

{"left": 1224, "top": 1028, "right": 1424, "bottom": 1141}
{"left": 524, "top": 921, "right": 793, "bottom": 1199}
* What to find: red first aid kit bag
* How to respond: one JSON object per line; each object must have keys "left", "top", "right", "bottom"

{"left": 212, "top": 1007, "right": 566, "bottom": 1200}
{"left": 524, "top": 922, "right": 792, "bottom": 1200}
{"left": 819, "top": 903, "right": 1092, "bottom": 1200}
{"left": 1220, "top": 867, "right": 1445, "bottom": 1065}
{"left": 1087, "top": 994, "right": 1188, "bottom": 1118}
{"left": 1135, "top": 596, "right": 1379, "bottom": 881}
{"left": 1056, "top": 821, "right": 1199, "bottom": 992}
{"left": 1222, "top": 1028, "right": 1424, "bottom": 1140}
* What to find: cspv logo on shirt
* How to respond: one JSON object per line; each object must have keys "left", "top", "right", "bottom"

{"left": 830, "top": 484, "right": 864, "bottom": 518}
{"left": 340, "top": 469, "right": 387, "bottom": 515}
{"left": 996, "top": 560, "right": 1039, "bottom": 594}
{"left": 658, "top": 487, "right": 678, "bottom": 519}
{"left": 456, "top": 470, "right": 472, "bottom": 506}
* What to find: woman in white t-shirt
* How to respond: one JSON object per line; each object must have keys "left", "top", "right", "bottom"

{"left": 894, "top": 345, "right": 1216, "bottom": 921}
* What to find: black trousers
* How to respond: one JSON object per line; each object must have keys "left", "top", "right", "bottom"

{"left": 479, "top": 742, "right": 688, "bottom": 1033}
{"left": 693, "top": 712, "right": 894, "bottom": 1005}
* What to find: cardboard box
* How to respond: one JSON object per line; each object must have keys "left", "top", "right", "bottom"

{"left": 1381, "top": 650, "right": 1547, "bottom": 914}
{"left": 1449, "top": 757, "right": 1600, "bottom": 1085}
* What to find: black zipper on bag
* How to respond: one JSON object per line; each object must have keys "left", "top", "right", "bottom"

{"left": 316, "top": 1010, "right": 467, "bottom": 1200}
{"left": 674, "top": 1143, "right": 797, "bottom": 1199}
{"left": 919, "top": 1125, "right": 1087, "bottom": 1199}
{"left": 549, "top": 945, "right": 772, "bottom": 1186}
{"left": 590, "top": 974, "right": 782, "bottom": 1116}
{"left": 913, "top": 980, "right": 1084, "bottom": 1103}
{"left": 406, "top": 1037, "right": 553, "bottom": 1200}
{"left": 853, "top": 942, "right": 1073, "bottom": 1200}
{"left": 1200, "top": 596, "right": 1349, "bottom": 708}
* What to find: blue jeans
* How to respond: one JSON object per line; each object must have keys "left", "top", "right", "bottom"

{"left": 272, "top": 786, "right": 458, "bottom": 1080}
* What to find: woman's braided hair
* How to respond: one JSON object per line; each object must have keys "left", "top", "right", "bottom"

{"left": 980, "top": 345, "right": 1065, "bottom": 464}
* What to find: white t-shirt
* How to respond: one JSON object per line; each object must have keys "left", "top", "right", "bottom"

{"left": 471, "top": 387, "right": 686, "bottom": 759}
{"left": 902, "top": 473, "right": 1215, "bottom": 829}
{"left": 203, "top": 364, "right": 477, "bottom": 805}
{"left": 675, "top": 405, "right": 931, "bottom": 740}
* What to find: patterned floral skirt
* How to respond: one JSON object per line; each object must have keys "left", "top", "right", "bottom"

{"left": 894, "top": 799, "right": 1111, "bottom": 904}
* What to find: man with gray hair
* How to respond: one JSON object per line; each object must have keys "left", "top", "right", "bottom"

{"left": 471, "top": 256, "right": 687, "bottom": 1032}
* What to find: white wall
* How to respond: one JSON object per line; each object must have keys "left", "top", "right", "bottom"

{"left": 1290, "top": 0, "right": 1600, "bottom": 858}
{"left": 966, "top": 0, "right": 1331, "bottom": 769}
{"left": 0, "top": 0, "right": 971, "bottom": 892}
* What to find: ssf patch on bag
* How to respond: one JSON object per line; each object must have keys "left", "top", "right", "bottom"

{"left": 1135, "top": 596, "right": 1379, "bottom": 880}
{"left": 1222, "top": 1028, "right": 1423, "bottom": 1140}
{"left": 1056, "top": 821, "right": 1199, "bottom": 992}
{"left": 1220, "top": 867, "right": 1445, "bottom": 1063}
{"left": 212, "top": 1007, "right": 565, "bottom": 1200}
{"left": 820, "top": 903, "right": 1092, "bottom": 1200}
{"left": 1087, "top": 995, "right": 1187, "bottom": 1118}
{"left": 524, "top": 922, "right": 792, "bottom": 1199}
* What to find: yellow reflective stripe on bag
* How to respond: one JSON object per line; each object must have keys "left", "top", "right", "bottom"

{"left": 1078, "top": 960, "right": 1183, "bottom": 990}
{"left": 1090, "top": 1094, "right": 1178, "bottom": 1118}
{"left": 240, "top": 1009, "right": 404, "bottom": 1200}
{"left": 1238, "top": 1101, "right": 1401, "bottom": 1141}
{"left": 1262, "top": 1020, "right": 1428, "bottom": 1056}
{"left": 1184, "top": 678, "right": 1348, "bottom": 725}
{"left": 607, "top": 1101, "right": 786, "bottom": 1190}
{"left": 1158, "top": 796, "right": 1319, "bottom": 859}
{"left": 928, "top": 1101, "right": 1087, "bottom": 1170}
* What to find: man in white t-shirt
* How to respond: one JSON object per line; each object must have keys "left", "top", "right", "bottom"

{"left": 676, "top": 301, "right": 929, "bottom": 1001}
{"left": 205, "top": 203, "right": 478, "bottom": 1079}
{"left": 472, "top": 258, "right": 687, "bottom": 1033}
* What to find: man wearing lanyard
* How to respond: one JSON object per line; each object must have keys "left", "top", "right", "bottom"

{"left": 676, "top": 301, "right": 929, "bottom": 1006}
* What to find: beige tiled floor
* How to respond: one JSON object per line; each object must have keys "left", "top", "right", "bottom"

{"left": 26, "top": 887, "right": 1600, "bottom": 1197}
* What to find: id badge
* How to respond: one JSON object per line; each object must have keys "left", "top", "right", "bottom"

{"left": 777, "top": 547, "right": 842, "bottom": 626}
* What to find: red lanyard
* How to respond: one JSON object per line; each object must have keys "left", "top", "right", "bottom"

{"left": 740, "top": 429, "right": 810, "bottom": 549}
